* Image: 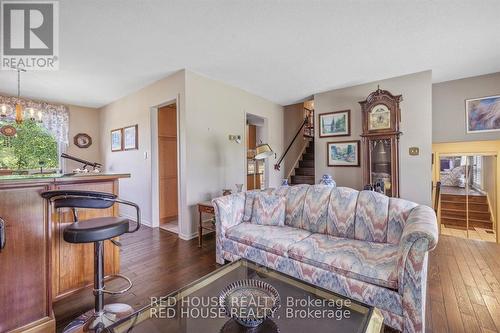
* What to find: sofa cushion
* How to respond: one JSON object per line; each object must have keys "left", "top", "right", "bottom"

{"left": 285, "top": 184, "right": 310, "bottom": 228}
{"left": 354, "top": 191, "right": 390, "bottom": 243}
{"left": 251, "top": 192, "right": 286, "bottom": 226}
{"left": 243, "top": 187, "right": 289, "bottom": 222}
{"left": 302, "top": 185, "right": 334, "bottom": 233}
{"left": 226, "top": 223, "right": 311, "bottom": 257}
{"left": 288, "top": 233, "right": 399, "bottom": 289}
{"left": 327, "top": 187, "right": 359, "bottom": 238}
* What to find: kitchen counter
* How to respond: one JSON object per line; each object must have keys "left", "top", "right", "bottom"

{"left": 0, "top": 172, "right": 130, "bottom": 332}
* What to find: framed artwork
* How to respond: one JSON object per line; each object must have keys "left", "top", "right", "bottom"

{"left": 466, "top": 95, "right": 500, "bottom": 133}
{"left": 123, "top": 124, "right": 138, "bottom": 150}
{"left": 111, "top": 128, "right": 123, "bottom": 152}
{"left": 319, "top": 110, "right": 350, "bottom": 137}
{"left": 327, "top": 140, "right": 360, "bottom": 167}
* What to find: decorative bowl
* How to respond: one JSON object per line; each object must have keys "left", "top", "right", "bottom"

{"left": 219, "top": 279, "right": 280, "bottom": 328}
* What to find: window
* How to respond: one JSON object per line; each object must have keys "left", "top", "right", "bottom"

{"left": 0, "top": 120, "right": 59, "bottom": 171}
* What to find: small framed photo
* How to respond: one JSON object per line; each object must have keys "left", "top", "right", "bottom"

{"left": 466, "top": 95, "right": 500, "bottom": 133}
{"left": 111, "top": 128, "right": 123, "bottom": 152}
{"left": 319, "top": 110, "right": 351, "bottom": 137}
{"left": 123, "top": 124, "right": 138, "bottom": 150}
{"left": 327, "top": 140, "right": 360, "bottom": 167}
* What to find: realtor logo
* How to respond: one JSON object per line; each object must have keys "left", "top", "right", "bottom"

{"left": 1, "top": 0, "right": 59, "bottom": 70}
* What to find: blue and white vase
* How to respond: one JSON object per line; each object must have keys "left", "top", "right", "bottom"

{"left": 319, "top": 174, "right": 336, "bottom": 187}
{"left": 281, "top": 179, "right": 289, "bottom": 186}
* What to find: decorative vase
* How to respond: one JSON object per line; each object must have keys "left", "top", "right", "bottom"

{"left": 223, "top": 189, "right": 232, "bottom": 196}
{"left": 235, "top": 184, "right": 243, "bottom": 192}
{"left": 319, "top": 174, "right": 336, "bottom": 187}
{"left": 281, "top": 179, "right": 289, "bottom": 186}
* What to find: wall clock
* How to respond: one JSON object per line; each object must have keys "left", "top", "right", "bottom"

{"left": 0, "top": 125, "right": 16, "bottom": 137}
{"left": 74, "top": 133, "right": 92, "bottom": 148}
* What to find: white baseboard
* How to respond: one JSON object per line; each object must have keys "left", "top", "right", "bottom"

{"left": 120, "top": 212, "right": 152, "bottom": 228}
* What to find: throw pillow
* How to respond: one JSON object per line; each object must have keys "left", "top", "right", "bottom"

{"left": 251, "top": 192, "right": 286, "bottom": 226}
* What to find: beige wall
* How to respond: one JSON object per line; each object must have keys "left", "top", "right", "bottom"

{"left": 65, "top": 105, "right": 101, "bottom": 171}
{"left": 433, "top": 72, "right": 500, "bottom": 143}
{"left": 99, "top": 70, "right": 186, "bottom": 226}
{"left": 314, "top": 71, "right": 433, "bottom": 205}
{"left": 184, "top": 70, "right": 284, "bottom": 238}
{"left": 283, "top": 103, "right": 306, "bottom": 178}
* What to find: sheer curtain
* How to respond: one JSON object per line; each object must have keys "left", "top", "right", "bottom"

{"left": 0, "top": 95, "right": 69, "bottom": 145}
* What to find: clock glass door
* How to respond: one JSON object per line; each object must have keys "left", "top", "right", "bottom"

{"left": 369, "top": 139, "right": 392, "bottom": 196}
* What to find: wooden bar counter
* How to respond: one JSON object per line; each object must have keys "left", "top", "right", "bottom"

{"left": 0, "top": 173, "right": 130, "bottom": 333}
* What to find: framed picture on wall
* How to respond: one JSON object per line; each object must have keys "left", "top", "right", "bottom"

{"left": 111, "top": 128, "right": 123, "bottom": 152}
{"left": 123, "top": 124, "right": 138, "bottom": 150}
{"left": 466, "top": 95, "right": 500, "bottom": 133}
{"left": 327, "top": 140, "right": 360, "bottom": 167}
{"left": 319, "top": 110, "right": 351, "bottom": 137}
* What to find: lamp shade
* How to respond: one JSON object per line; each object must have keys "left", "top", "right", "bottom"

{"left": 254, "top": 143, "right": 273, "bottom": 160}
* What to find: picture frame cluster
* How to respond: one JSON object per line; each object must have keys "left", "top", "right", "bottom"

{"left": 318, "top": 110, "right": 360, "bottom": 167}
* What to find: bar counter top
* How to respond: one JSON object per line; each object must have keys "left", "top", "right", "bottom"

{"left": 0, "top": 172, "right": 130, "bottom": 183}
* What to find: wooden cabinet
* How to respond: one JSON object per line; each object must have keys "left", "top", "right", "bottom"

{"left": 0, "top": 183, "right": 54, "bottom": 333}
{"left": 51, "top": 180, "right": 120, "bottom": 300}
{"left": 0, "top": 174, "right": 127, "bottom": 332}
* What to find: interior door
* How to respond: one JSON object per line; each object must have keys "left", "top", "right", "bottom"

{"left": 158, "top": 104, "right": 178, "bottom": 224}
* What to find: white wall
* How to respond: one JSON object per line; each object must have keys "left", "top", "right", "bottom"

{"left": 183, "top": 70, "right": 284, "bottom": 238}
{"left": 314, "top": 71, "right": 433, "bottom": 205}
{"left": 99, "top": 70, "right": 186, "bottom": 226}
{"left": 65, "top": 105, "right": 101, "bottom": 171}
{"left": 433, "top": 72, "right": 500, "bottom": 143}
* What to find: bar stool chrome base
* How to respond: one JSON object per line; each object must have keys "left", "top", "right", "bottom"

{"left": 63, "top": 303, "right": 134, "bottom": 333}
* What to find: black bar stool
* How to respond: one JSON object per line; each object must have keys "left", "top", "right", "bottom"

{"left": 41, "top": 190, "right": 141, "bottom": 333}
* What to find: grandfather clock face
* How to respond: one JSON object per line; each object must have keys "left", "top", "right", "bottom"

{"left": 368, "top": 104, "right": 391, "bottom": 131}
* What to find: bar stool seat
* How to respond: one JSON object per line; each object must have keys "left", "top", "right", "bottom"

{"left": 64, "top": 217, "right": 129, "bottom": 243}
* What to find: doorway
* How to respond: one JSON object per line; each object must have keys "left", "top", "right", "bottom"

{"left": 438, "top": 154, "right": 497, "bottom": 242}
{"left": 157, "top": 103, "right": 179, "bottom": 233}
{"left": 246, "top": 113, "right": 268, "bottom": 190}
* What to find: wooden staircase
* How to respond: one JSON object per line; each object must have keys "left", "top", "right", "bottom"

{"left": 440, "top": 193, "right": 493, "bottom": 229}
{"left": 291, "top": 140, "right": 315, "bottom": 185}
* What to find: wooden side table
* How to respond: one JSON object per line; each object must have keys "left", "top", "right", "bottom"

{"left": 198, "top": 201, "right": 215, "bottom": 247}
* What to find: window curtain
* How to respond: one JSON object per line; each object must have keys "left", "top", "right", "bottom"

{"left": 0, "top": 95, "right": 69, "bottom": 145}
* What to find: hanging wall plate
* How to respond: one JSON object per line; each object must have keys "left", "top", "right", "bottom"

{"left": 0, "top": 125, "right": 16, "bottom": 137}
{"left": 73, "top": 133, "right": 92, "bottom": 148}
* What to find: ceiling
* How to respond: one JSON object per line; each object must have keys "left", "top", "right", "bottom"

{"left": 0, "top": 0, "right": 499, "bottom": 108}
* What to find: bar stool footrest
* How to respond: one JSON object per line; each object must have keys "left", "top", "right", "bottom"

{"left": 94, "top": 274, "right": 133, "bottom": 295}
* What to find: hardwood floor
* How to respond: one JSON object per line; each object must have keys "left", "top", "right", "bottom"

{"left": 54, "top": 227, "right": 218, "bottom": 331}
{"left": 54, "top": 227, "right": 500, "bottom": 333}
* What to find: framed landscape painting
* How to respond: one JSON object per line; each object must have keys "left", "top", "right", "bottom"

{"left": 327, "top": 140, "right": 360, "bottom": 167}
{"left": 319, "top": 110, "right": 350, "bottom": 137}
{"left": 466, "top": 95, "right": 500, "bottom": 133}
{"left": 111, "top": 128, "right": 123, "bottom": 152}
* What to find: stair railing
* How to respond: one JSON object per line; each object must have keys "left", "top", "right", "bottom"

{"left": 274, "top": 116, "right": 309, "bottom": 171}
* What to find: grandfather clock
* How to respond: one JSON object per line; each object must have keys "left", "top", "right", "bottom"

{"left": 359, "top": 87, "right": 402, "bottom": 197}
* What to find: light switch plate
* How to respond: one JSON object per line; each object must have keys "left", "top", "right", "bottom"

{"left": 409, "top": 147, "right": 419, "bottom": 156}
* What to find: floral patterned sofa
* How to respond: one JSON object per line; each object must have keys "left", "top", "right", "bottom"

{"left": 212, "top": 184, "right": 438, "bottom": 333}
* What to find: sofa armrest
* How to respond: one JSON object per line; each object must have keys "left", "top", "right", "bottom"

{"left": 212, "top": 193, "right": 245, "bottom": 264}
{"left": 398, "top": 205, "right": 438, "bottom": 332}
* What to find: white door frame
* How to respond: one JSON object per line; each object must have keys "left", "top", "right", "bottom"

{"left": 150, "top": 96, "right": 184, "bottom": 235}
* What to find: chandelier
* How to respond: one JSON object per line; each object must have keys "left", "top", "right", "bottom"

{"left": 0, "top": 68, "right": 43, "bottom": 125}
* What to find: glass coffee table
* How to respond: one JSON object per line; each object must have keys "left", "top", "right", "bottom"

{"left": 104, "top": 259, "right": 383, "bottom": 333}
